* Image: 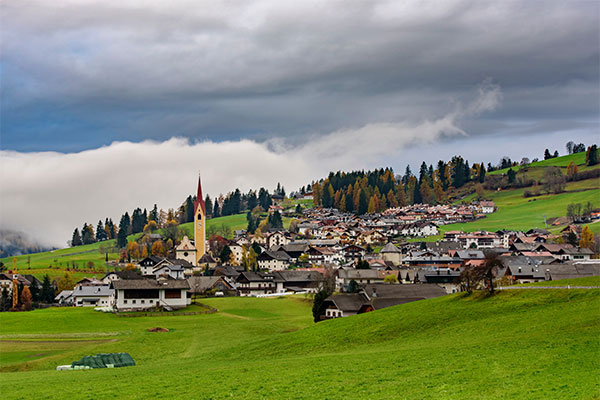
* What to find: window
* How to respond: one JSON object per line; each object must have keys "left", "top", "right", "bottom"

{"left": 165, "top": 289, "right": 181, "bottom": 299}
{"left": 141, "top": 300, "right": 145, "bottom": 304}
{"left": 124, "top": 300, "right": 127, "bottom": 304}
{"left": 132, "top": 300, "right": 136, "bottom": 304}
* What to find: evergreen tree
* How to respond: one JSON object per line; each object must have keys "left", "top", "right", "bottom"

{"left": 507, "top": 168, "right": 516, "bottom": 184}
{"left": 185, "top": 196, "right": 195, "bottom": 223}
{"left": 587, "top": 145, "right": 598, "bottom": 166}
{"left": 81, "top": 223, "right": 95, "bottom": 245}
{"left": 268, "top": 211, "right": 283, "bottom": 229}
{"left": 402, "top": 165, "right": 412, "bottom": 185}
{"left": 544, "top": 149, "right": 551, "bottom": 160}
{"left": 0, "top": 287, "right": 9, "bottom": 311}
{"left": 553, "top": 150, "right": 559, "bottom": 158}
{"left": 213, "top": 202, "right": 221, "bottom": 218}
{"left": 478, "top": 162, "right": 486, "bottom": 183}
{"left": 117, "top": 213, "right": 130, "bottom": 248}
{"left": 418, "top": 162, "right": 428, "bottom": 184}
{"left": 71, "top": 228, "right": 82, "bottom": 247}
{"left": 258, "top": 188, "right": 272, "bottom": 210}
{"left": 219, "top": 245, "right": 232, "bottom": 264}
{"left": 345, "top": 192, "right": 354, "bottom": 213}
{"left": 41, "top": 275, "right": 54, "bottom": 303}
{"left": 96, "top": 220, "right": 107, "bottom": 241}
{"left": 437, "top": 160, "right": 448, "bottom": 190}
{"left": 205, "top": 195, "right": 213, "bottom": 217}
{"left": 29, "top": 281, "right": 39, "bottom": 302}
{"left": 358, "top": 189, "right": 368, "bottom": 215}
{"left": 149, "top": 204, "right": 159, "bottom": 221}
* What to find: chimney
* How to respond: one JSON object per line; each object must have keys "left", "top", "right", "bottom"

{"left": 518, "top": 267, "right": 522, "bottom": 273}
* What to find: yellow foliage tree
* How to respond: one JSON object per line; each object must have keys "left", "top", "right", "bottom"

{"left": 20, "top": 286, "right": 32, "bottom": 310}
{"left": 124, "top": 263, "right": 136, "bottom": 271}
{"left": 566, "top": 161, "right": 579, "bottom": 178}
{"left": 579, "top": 225, "right": 594, "bottom": 250}
{"left": 57, "top": 272, "right": 75, "bottom": 292}
{"left": 141, "top": 246, "right": 148, "bottom": 258}
{"left": 368, "top": 196, "right": 377, "bottom": 213}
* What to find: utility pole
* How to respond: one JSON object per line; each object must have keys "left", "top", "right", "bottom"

{"left": 543, "top": 214, "right": 547, "bottom": 229}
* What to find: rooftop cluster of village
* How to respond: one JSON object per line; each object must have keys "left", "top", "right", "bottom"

{"left": 6, "top": 193, "right": 596, "bottom": 319}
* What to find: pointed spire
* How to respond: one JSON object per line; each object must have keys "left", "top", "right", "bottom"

{"left": 194, "top": 173, "right": 206, "bottom": 215}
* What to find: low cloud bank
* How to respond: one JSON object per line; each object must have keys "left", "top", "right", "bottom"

{"left": 0, "top": 83, "right": 501, "bottom": 247}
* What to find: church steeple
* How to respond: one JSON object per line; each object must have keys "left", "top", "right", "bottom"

{"left": 193, "top": 174, "right": 206, "bottom": 266}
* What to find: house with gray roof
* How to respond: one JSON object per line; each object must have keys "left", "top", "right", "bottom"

{"left": 110, "top": 279, "right": 190, "bottom": 311}
{"left": 72, "top": 285, "right": 114, "bottom": 307}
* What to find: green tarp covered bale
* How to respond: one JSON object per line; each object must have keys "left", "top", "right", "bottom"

{"left": 71, "top": 353, "right": 135, "bottom": 369}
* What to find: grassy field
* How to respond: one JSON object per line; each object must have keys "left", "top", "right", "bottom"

{"left": 440, "top": 177, "right": 600, "bottom": 235}
{"left": 488, "top": 150, "right": 597, "bottom": 176}
{"left": 0, "top": 286, "right": 598, "bottom": 399}
{"left": 0, "top": 213, "right": 267, "bottom": 281}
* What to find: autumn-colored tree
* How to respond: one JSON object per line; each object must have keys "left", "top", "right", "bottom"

{"left": 141, "top": 246, "right": 149, "bottom": 258}
{"left": 339, "top": 194, "right": 346, "bottom": 212}
{"left": 379, "top": 193, "right": 388, "bottom": 212}
{"left": 419, "top": 180, "right": 433, "bottom": 204}
{"left": 20, "top": 286, "right": 32, "bottom": 311}
{"left": 57, "top": 272, "right": 75, "bottom": 292}
{"left": 396, "top": 183, "right": 407, "bottom": 207}
{"left": 384, "top": 274, "right": 398, "bottom": 284}
{"left": 127, "top": 241, "right": 140, "bottom": 260}
{"left": 312, "top": 182, "right": 321, "bottom": 206}
{"left": 367, "top": 196, "right": 377, "bottom": 213}
{"left": 433, "top": 180, "right": 445, "bottom": 203}
{"left": 143, "top": 220, "right": 158, "bottom": 233}
{"left": 124, "top": 263, "right": 137, "bottom": 271}
{"left": 151, "top": 240, "right": 167, "bottom": 257}
{"left": 387, "top": 189, "right": 398, "bottom": 208}
{"left": 566, "top": 161, "right": 579, "bottom": 178}
{"left": 579, "top": 225, "right": 594, "bottom": 250}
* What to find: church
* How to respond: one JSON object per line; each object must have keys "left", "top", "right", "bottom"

{"left": 175, "top": 176, "right": 206, "bottom": 267}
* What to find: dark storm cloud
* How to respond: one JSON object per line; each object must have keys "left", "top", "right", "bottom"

{"left": 1, "top": 0, "right": 598, "bottom": 150}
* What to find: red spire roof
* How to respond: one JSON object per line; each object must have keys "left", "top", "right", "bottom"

{"left": 194, "top": 175, "right": 206, "bottom": 215}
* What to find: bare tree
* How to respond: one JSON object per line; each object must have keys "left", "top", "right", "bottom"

{"left": 542, "top": 166, "right": 566, "bottom": 194}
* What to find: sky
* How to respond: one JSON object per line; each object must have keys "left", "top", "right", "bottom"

{"left": 0, "top": 0, "right": 599, "bottom": 247}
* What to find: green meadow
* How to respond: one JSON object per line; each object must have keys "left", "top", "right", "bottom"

{"left": 0, "top": 213, "right": 286, "bottom": 281}
{"left": 1, "top": 284, "right": 598, "bottom": 399}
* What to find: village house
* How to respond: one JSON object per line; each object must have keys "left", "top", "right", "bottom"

{"left": 266, "top": 231, "right": 289, "bottom": 249}
{"left": 236, "top": 271, "right": 277, "bottom": 296}
{"left": 110, "top": 279, "right": 190, "bottom": 311}
{"left": 257, "top": 250, "right": 292, "bottom": 271}
{"left": 321, "top": 292, "right": 373, "bottom": 319}
{"left": 72, "top": 284, "right": 114, "bottom": 307}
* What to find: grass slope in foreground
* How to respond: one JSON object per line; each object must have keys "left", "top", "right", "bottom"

{"left": 1, "top": 287, "right": 598, "bottom": 399}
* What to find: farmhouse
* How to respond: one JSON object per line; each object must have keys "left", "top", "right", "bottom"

{"left": 72, "top": 285, "right": 114, "bottom": 307}
{"left": 111, "top": 279, "right": 190, "bottom": 311}
{"left": 321, "top": 293, "right": 373, "bottom": 319}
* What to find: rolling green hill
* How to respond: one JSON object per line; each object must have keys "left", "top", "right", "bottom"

{"left": 1, "top": 286, "right": 598, "bottom": 399}
{"left": 0, "top": 213, "right": 281, "bottom": 281}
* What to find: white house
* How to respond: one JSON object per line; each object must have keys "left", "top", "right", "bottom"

{"left": 228, "top": 242, "right": 244, "bottom": 265}
{"left": 266, "top": 231, "right": 289, "bottom": 250}
{"left": 257, "top": 251, "right": 291, "bottom": 271}
{"left": 72, "top": 285, "right": 114, "bottom": 307}
{"left": 152, "top": 264, "right": 185, "bottom": 280}
{"left": 110, "top": 279, "right": 190, "bottom": 311}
